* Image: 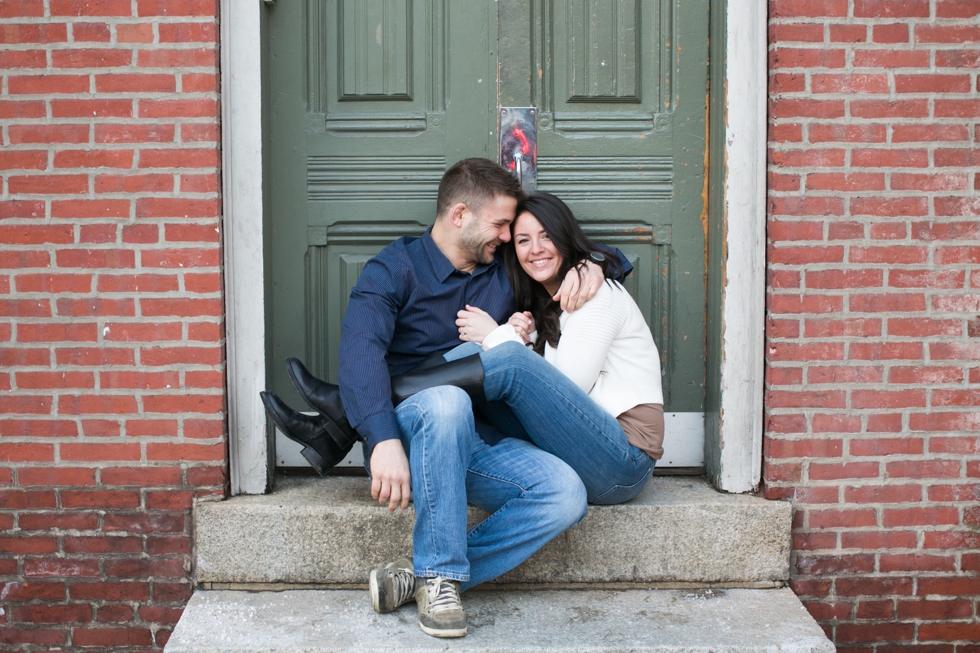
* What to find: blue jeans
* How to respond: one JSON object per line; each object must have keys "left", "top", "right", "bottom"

{"left": 448, "top": 341, "right": 654, "bottom": 504}
{"left": 393, "top": 385, "right": 587, "bottom": 590}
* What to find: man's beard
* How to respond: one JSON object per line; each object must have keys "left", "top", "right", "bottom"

{"left": 459, "top": 221, "right": 498, "bottom": 267}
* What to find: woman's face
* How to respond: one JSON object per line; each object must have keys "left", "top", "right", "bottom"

{"left": 513, "top": 211, "right": 564, "bottom": 294}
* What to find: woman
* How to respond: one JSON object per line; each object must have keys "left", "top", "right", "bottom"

{"left": 455, "top": 192, "right": 664, "bottom": 504}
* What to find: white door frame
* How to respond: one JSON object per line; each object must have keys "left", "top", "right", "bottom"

{"left": 220, "top": 0, "right": 767, "bottom": 495}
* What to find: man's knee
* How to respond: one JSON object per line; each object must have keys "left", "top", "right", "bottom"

{"left": 396, "top": 385, "right": 473, "bottom": 439}
{"left": 533, "top": 460, "right": 588, "bottom": 531}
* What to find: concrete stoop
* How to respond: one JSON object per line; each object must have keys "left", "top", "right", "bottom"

{"left": 165, "top": 588, "right": 835, "bottom": 653}
{"left": 194, "top": 476, "right": 792, "bottom": 586}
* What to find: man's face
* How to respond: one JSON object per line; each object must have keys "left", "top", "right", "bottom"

{"left": 457, "top": 194, "right": 518, "bottom": 268}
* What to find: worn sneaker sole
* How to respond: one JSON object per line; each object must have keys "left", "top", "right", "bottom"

{"left": 418, "top": 621, "right": 467, "bottom": 638}
{"left": 368, "top": 568, "right": 385, "bottom": 613}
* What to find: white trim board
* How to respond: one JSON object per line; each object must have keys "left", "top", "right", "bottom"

{"left": 221, "top": 0, "right": 767, "bottom": 494}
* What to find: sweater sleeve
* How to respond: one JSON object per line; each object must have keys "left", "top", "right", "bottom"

{"left": 482, "top": 323, "right": 525, "bottom": 350}
{"left": 549, "top": 284, "right": 620, "bottom": 394}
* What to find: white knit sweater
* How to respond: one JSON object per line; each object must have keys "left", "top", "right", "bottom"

{"left": 482, "top": 281, "right": 663, "bottom": 418}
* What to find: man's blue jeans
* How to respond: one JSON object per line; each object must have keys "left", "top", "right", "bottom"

{"left": 393, "top": 385, "right": 588, "bottom": 590}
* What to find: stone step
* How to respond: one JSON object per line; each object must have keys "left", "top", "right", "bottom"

{"left": 165, "top": 588, "right": 834, "bottom": 653}
{"left": 195, "top": 476, "right": 791, "bottom": 586}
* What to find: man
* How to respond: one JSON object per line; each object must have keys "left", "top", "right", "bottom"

{"left": 265, "top": 159, "right": 613, "bottom": 638}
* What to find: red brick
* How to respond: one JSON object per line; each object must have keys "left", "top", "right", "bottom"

{"left": 102, "top": 466, "right": 182, "bottom": 485}
{"left": 147, "top": 535, "right": 192, "bottom": 555}
{"left": 842, "top": 530, "right": 918, "bottom": 549}
{"left": 181, "top": 72, "right": 218, "bottom": 93}
{"left": 136, "top": 198, "right": 219, "bottom": 219}
{"left": 850, "top": 342, "right": 924, "bottom": 360}
{"left": 101, "top": 370, "right": 178, "bottom": 389}
{"left": 886, "top": 460, "right": 962, "bottom": 479}
{"left": 96, "top": 173, "right": 174, "bottom": 193}
{"left": 61, "top": 489, "right": 140, "bottom": 509}
{"left": 936, "top": 49, "right": 980, "bottom": 68}
{"left": 104, "top": 557, "right": 185, "bottom": 578}
{"left": 103, "top": 321, "right": 182, "bottom": 342}
{"left": 16, "top": 371, "right": 95, "bottom": 390}
{"left": 60, "top": 443, "right": 140, "bottom": 462}
{"left": 0, "top": 298, "right": 51, "bottom": 317}
{"left": 53, "top": 149, "right": 133, "bottom": 169}
{"left": 770, "top": 48, "right": 847, "bottom": 69}
{"left": 893, "top": 125, "right": 970, "bottom": 144}
{"left": 8, "top": 74, "right": 89, "bottom": 95}
{"left": 0, "top": 419, "right": 78, "bottom": 437}
{"left": 56, "top": 297, "right": 135, "bottom": 317}
{"left": 769, "top": 295, "right": 843, "bottom": 314}
{"left": 51, "top": 200, "right": 131, "bottom": 219}
{"left": 147, "top": 441, "right": 225, "bottom": 462}
{"left": 797, "top": 554, "right": 875, "bottom": 576}
{"left": 103, "top": 512, "right": 185, "bottom": 533}
{"left": 73, "top": 21, "right": 111, "bottom": 41}
{"left": 142, "top": 297, "right": 222, "bottom": 317}
{"left": 0, "top": 199, "right": 46, "bottom": 219}
{"left": 138, "top": 98, "right": 218, "bottom": 118}
{"left": 828, "top": 222, "right": 865, "bottom": 239}
{"left": 828, "top": 24, "right": 868, "bottom": 43}
{"left": 98, "top": 604, "right": 136, "bottom": 622}
{"left": 930, "top": 436, "right": 979, "bottom": 454}
{"left": 880, "top": 554, "right": 956, "bottom": 574}
{"left": 73, "top": 627, "right": 153, "bottom": 647}
{"left": 0, "top": 488, "right": 57, "bottom": 508}
{"left": 138, "top": 47, "right": 217, "bottom": 68}
{"left": 165, "top": 223, "right": 220, "bottom": 243}
{"left": 836, "top": 622, "right": 915, "bottom": 644}
{"left": 70, "top": 581, "right": 149, "bottom": 601}
{"left": 55, "top": 346, "right": 134, "bottom": 366}
{"left": 934, "top": 390, "right": 980, "bottom": 408}
{"left": 51, "top": 48, "right": 132, "bottom": 68}
{"left": 898, "top": 599, "right": 974, "bottom": 620}
{"left": 890, "top": 366, "right": 963, "bottom": 384}
{"left": 51, "top": 98, "right": 133, "bottom": 118}
{"left": 122, "top": 223, "right": 160, "bottom": 243}
{"left": 850, "top": 246, "right": 928, "bottom": 264}
{"left": 769, "top": 245, "right": 844, "bottom": 264}
{"left": 916, "top": 25, "right": 980, "bottom": 44}
{"left": 0, "top": 347, "right": 50, "bottom": 367}
{"left": 58, "top": 394, "right": 138, "bottom": 414}
{"left": 809, "top": 123, "right": 886, "bottom": 143}
{"left": 770, "top": 148, "right": 846, "bottom": 168}
{"left": 96, "top": 123, "right": 175, "bottom": 143}
{"left": 0, "top": 49, "right": 47, "bottom": 67}
{"left": 9, "top": 174, "right": 88, "bottom": 195}
{"left": 159, "top": 21, "right": 216, "bottom": 42}
{"left": 50, "top": 0, "right": 131, "bottom": 14}
{"left": 96, "top": 73, "right": 177, "bottom": 93}
{"left": 0, "top": 100, "right": 45, "bottom": 119}
{"left": 767, "top": 438, "right": 842, "bottom": 458}
{"left": 809, "top": 462, "right": 880, "bottom": 480}
{"left": 11, "top": 603, "right": 91, "bottom": 624}
{"left": 767, "top": 219, "right": 822, "bottom": 241}
{"left": 854, "top": 0, "right": 929, "bottom": 17}
{"left": 931, "top": 342, "right": 980, "bottom": 360}
{"left": 56, "top": 249, "right": 135, "bottom": 268}
{"left": 187, "top": 465, "right": 225, "bottom": 486}
{"left": 116, "top": 22, "right": 154, "bottom": 42}
{"left": 807, "top": 366, "right": 884, "bottom": 384}
{"left": 63, "top": 535, "right": 143, "bottom": 554}
{"left": 24, "top": 558, "right": 100, "bottom": 578}
{"left": 812, "top": 414, "right": 862, "bottom": 433}
{"left": 888, "top": 318, "right": 961, "bottom": 337}
{"left": 812, "top": 73, "right": 887, "bottom": 94}
{"left": 183, "top": 418, "right": 224, "bottom": 439}
{"left": 911, "top": 411, "right": 980, "bottom": 432}
{"left": 807, "top": 172, "right": 885, "bottom": 192}
{"left": 5, "top": 124, "right": 85, "bottom": 145}
{"left": 770, "top": 123, "right": 804, "bottom": 143}
{"left": 838, "top": 577, "right": 913, "bottom": 597}
{"left": 0, "top": 22, "right": 67, "bottom": 42}
{"left": 872, "top": 23, "right": 909, "bottom": 43}
{"left": 852, "top": 148, "right": 929, "bottom": 168}
{"left": 928, "top": 483, "right": 979, "bottom": 502}
{"left": 97, "top": 274, "right": 179, "bottom": 293}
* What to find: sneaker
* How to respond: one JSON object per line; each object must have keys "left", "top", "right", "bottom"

{"left": 415, "top": 577, "right": 466, "bottom": 638}
{"left": 369, "top": 558, "right": 417, "bottom": 614}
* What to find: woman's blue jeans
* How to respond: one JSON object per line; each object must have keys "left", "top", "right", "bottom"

{"left": 459, "top": 340, "right": 654, "bottom": 504}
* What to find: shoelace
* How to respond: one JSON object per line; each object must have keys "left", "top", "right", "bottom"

{"left": 425, "top": 577, "right": 461, "bottom": 614}
{"left": 391, "top": 564, "right": 416, "bottom": 604}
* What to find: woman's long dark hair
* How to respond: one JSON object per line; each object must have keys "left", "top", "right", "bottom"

{"left": 503, "top": 193, "right": 622, "bottom": 355}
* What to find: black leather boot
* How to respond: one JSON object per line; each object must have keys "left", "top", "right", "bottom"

{"left": 286, "top": 353, "right": 485, "bottom": 419}
{"left": 286, "top": 359, "right": 358, "bottom": 442}
{"left": 259, "top": 391, "right": 357, "bottom": 475}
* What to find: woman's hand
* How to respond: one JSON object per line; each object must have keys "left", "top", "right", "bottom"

{"left": 456, "top": 305, "right": 499, "bottom": 343}
{"left": 507, "top": 311, "right": 535, "bottom": 343}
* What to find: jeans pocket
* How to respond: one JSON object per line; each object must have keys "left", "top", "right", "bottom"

{"left": 590, "top": 469, "right": 651, "bottom": 505}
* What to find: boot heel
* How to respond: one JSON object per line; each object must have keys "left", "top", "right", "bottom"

{"left": 300, "top": 446, "right": 328, "bottom": 476}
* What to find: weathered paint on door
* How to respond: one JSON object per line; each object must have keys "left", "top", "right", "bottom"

{"left": 266, "top": 0, "right": 708, "bottom": 466}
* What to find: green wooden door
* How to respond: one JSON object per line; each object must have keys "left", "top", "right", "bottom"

{"left": 266, "top": 0, "right": 708, "bottom": 467}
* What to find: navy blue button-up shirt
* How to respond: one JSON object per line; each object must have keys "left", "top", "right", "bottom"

{"left": 338, "top": 227, "right": 630, "bottom": 453}
{"left": 338, "top": 228, "right": 516, "bottom": 452}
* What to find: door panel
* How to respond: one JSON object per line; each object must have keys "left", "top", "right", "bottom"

{"left": 267, "top": 0, "right": 708, "bottom": 467}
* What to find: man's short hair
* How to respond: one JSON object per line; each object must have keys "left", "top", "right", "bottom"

{"left": 436, "top": 158, "right": 526, "bottom": 218}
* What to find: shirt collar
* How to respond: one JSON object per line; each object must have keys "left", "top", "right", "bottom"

{"left": 421, "top": 227, "right": 497, "bottom": 282}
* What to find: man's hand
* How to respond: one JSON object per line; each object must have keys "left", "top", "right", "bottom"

{"left": 456, "top": 305, "right": 499, "bottom": 343}
{"left": 369, "top": 439, "right": 411, "bottom": 511}
{"left": 553, "top": 260, "right": 604, "bottom": 312}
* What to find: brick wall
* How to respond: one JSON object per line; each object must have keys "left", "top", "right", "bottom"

{"left": 0, "top": 0, "right": 226, "bottom": 649}
{"left": 767, "top": 0, "right": 980, "bottom": 649}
